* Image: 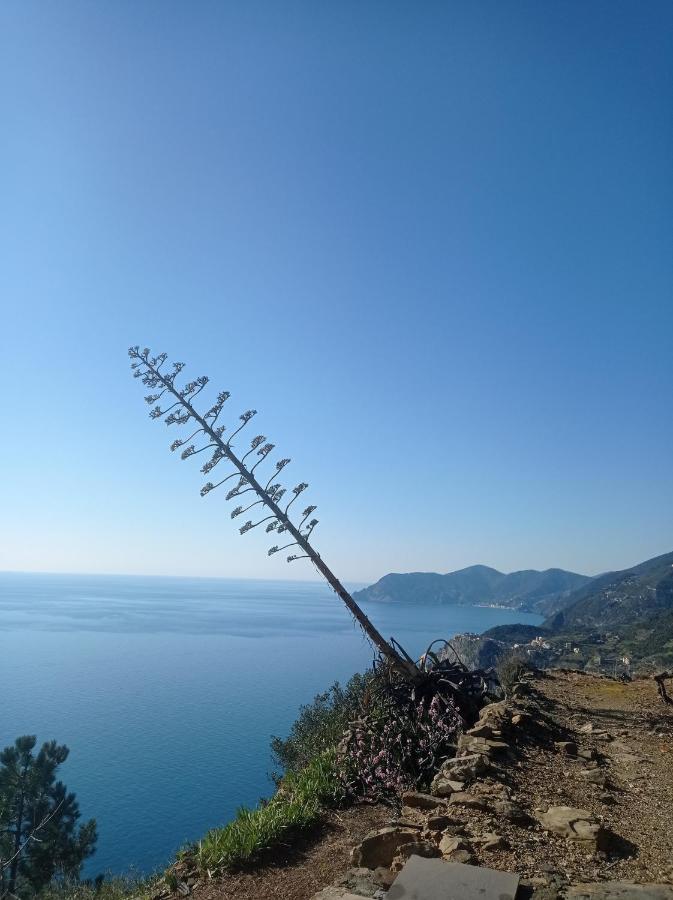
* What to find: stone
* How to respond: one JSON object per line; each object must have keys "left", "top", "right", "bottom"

{"left": 578, "top": 748, "right": 596, "bottom": 760}
{"left": 494, "top": 799, "right": 531, "bottom": 824}
{"left": 443, "top": 752, "right": 491, "bottom": 773}
{"left": 449, "top": 791, "right": 492, "bottom": 811}
{"left": 581, "top": 768, "right": 608, "bottom": 787}
{"left": 447, "top": 849, "right": 477, "bottom": 865}
{"left": 536, "top": 806, "right": 606, "bottom": 848}
{"left": 440, "top": 779, "right": 465, "bottom": 793}
{"left": 431, "top": 755, "right": 489, "bottom": 794}
{"left": 391, "top": 840, "right": 441, "bottom": 873}
{"left": 373, "top": 867, "right": 396, "bottom": 889}
{"left": 599, "top": 792, "right": 617, "bottom": 805}
{"left": 472, "top": 780, "right": 510, "bottom": 800}
{"left": 425, "top": 813, "right": 464, "bottom": 832}
{"left": 402, "top": 791, "right": 448, "bottom": 811}
{"left": 479, "top": 700, "right": 510, "bottom": 722}
{"left": 555, "top": 741, "right": 578, "bottom": 756}
{"left": 334, "top": 867, "right": 392, "bottom": 898}
{"left": 439, "top": 834, "right": 470, "bottom": 856}
{"left": 457, "top": 734, "right": 510, "bottom": 756}
{"left": 387, "top": 856, "right": 519, "bottom": 900}
{"left": 351, "top": 826, "right": 419, "bottom": 868}
{"left": 311, "top": 888, "right": 365, "bottom": 900}
{"left": 396, "top": 815, "right": 424, "bottom": 829}
{"left": 476, "top": 831, "right": 509, "bottom": 851}
{"left": 565, "top": 884, "right": 673, "bottom": 900}
{"left": 465, "top": 722, "right": 500, "bottom": 739}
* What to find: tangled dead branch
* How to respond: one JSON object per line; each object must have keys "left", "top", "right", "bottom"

{"left": 654, "top": 671, "right": 672, "bottom": 705}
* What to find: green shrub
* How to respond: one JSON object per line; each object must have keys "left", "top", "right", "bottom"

{"left": 184, "top": 751, "right": 341, "bottom": 874}
{"left": 495, "top": 651, "right": 530, "bottom": 691}
{"left": 270, "top": 672, "right": 374, "bottom": 777}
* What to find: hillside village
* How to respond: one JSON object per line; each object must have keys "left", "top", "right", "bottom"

{"left": 360, "top": 552, "right": 673, "bottom": 675}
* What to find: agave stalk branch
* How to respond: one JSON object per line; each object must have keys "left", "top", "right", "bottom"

{"left": 130, "top": 348, "right": 417, "bottom": 678}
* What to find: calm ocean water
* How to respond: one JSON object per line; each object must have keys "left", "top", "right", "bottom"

{"left": 0, "top": 572, "right": 541, "bottom": 877}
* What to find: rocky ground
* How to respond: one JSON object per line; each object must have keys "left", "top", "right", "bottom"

{"left": 179, "top": 670, "right": 673, "bottom": 900}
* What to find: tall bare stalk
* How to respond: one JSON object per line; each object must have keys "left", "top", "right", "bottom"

{"left": 128, "top": 347, "right": 418, "bottom": 678}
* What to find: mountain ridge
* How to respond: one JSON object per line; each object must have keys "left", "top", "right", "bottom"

{"left": 544, "top": 549, "right": 673, "bottom": 632}
{"left": 353, "top": 564, "right": 591, "bottom": 613}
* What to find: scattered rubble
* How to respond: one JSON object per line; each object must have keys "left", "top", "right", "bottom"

{"left": 176, "top": 670, "right": 672, "bottom": 900}
{"left": 310, "top": 671, "right": 673, "bottom": 899}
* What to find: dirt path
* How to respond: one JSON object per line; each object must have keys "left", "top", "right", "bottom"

{"left": 187, "top": 804, "right": 390, "bottom": 900}
{"left": 525, "top": 671, "right": 673, "bottom": 883}
{"left": 180, "top": 671, "right": 673, "bottom": 900}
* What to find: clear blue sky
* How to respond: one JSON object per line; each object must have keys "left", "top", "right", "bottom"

{"left": 1, "top": 1, "right": 672, "bottom": 582}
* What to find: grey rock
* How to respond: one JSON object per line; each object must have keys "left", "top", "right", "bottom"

{"left": 391, "top": 840, "right": 441, "bottom": 873}
{"left": 449, "top": 791, "right": 492, "bottom": 811}
{"left": 536, "top": 806, "right": 606, "bottom": 848}
{"left": 457, "top": 734, "right": 510, "bottom": 756}
{"left": 396, "top": 815, "right": 424, "bottom": 829}
{"left": 479, "top": 700, "right": 510, "bottom": 722}
{"left": 466, "top": 722, "right": 500, "bottom": 739}
{"left": 310, "top": 888, "right": 349, "bottom": 899}
{"left": 555, "top": 741, "right": 578, "bottom": 756}
{"left": 402, "top": 791, "right": 447, "bottom": 811}
{"left": 431, "top": 754, "right": 489, "bottom": 794}
{"left": 351, "top": 826, "right": 419, "bottom": 868}
{"left": 477, "top": 831, "right": 509, "bottom": 851}
{"left": 439, "top": 834, "right": 471, "bottom": 857}
{"left": 447, "top": 849, "right": 477, "bottom": 864}
{"left": 581, "top": 768, "right": 608, "bottom": 787}
{"left": 334, "top": 867, "right": 391, "bottom": 898}
{"left": 494, "top": 799, "right": 531, "bottom": 824}
{"left": 425, "top": 813, "right": 464, "bottom": 832}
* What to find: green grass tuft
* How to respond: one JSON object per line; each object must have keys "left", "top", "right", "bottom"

{"left": 183, "top": 750, "right": 341, "bottom": 874}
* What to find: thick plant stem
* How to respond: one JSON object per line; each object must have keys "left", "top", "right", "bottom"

{"left": 139, "top": 355, "right": 419, "bottom": 679}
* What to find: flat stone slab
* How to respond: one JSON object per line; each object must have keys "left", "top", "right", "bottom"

{"left": 387, "top": 856, "right": 519, "bottom": 900}
{"left": 565, "top": 885, "right": 673, "bottom": 900}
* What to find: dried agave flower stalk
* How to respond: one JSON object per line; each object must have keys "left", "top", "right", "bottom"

{"left": 129, "top": 346, "right": 418, "bottom": 678}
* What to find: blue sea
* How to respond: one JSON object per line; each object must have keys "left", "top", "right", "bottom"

{"left": 0, "top": 573, "right": 542, "bottom": 877}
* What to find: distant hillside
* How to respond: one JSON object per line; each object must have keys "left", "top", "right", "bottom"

{"left": 353, "top": 565, "right": 590, "bottom": 613}
{"left": 481, "top": 623, "right": 547, "bottom": 643}
{"left": 545, "top": 550, "right": 673, "bottom": 632}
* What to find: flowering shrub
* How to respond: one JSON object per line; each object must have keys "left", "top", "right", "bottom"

{"left": 336, "top": 694, "right": 462, "bottom": 801}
